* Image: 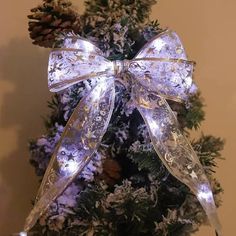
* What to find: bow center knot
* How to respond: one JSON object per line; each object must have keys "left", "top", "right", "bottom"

{"left": 113, "top": 59, "right": 130, "bottom": 75}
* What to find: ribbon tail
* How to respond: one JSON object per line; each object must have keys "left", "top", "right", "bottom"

{"left": 24, "top": 78, "right": 115, "bottom": 232}
{"left": 135, "top": 91, "right": 222, "bottom": 235}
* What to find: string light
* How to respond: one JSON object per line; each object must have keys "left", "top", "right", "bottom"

{"left": 153, "top": 38, "right": 166, "bottom": 51}
{"left": 66, "top": 160, "right": 79, "bottom": 174}
{"left": 197, "top": 183, "right": 214, "bottom": 203}
{"left": 12, "top": 232, "right": 27, "bottom": 236}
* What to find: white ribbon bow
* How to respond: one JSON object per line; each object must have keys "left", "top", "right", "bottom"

{"left": 24, "top": 30, "right": 221, "bottom": 235}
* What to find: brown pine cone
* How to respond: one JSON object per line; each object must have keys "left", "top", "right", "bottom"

{"left": 28, "top": 0, "right": 81, "bottom": 48}
{"left": 99, "top": 159, "right": 122, "bottom": 186}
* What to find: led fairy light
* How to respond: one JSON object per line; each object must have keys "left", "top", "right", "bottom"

{"left": 19, "top": 232, "right": 27, "bottom": 236}
{"left": 12, "top": 232, "right": 27, "bottom": 236}
{"left": 153, "top": 38, "right": 166, "bottom": 51}
{"left": 65, "top": 160, "right": 80, "bottom": 174}
{"left": 197, "top": 183, "right": 215, "bottom": 203}
{"left": 82, "top": 40, "right": 96, "bottom": 52}
{"left": 145, "top": 114, "right": 163, "bottom": 138}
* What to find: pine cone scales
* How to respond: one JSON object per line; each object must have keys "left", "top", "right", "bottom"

{"left": 28, "top": 0, "right": 80, "bottom": 48}
{"left": 98, "top": 159, "right": 122, "bottom": 186}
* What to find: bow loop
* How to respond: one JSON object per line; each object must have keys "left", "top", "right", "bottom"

{"left": 128, "top": 59, "right": 194, "bottom": 102}
{"left": 129, "top": 30, "right": 195, "bottom": 102}
{"left": 48, "top": 36, "right": 114, "bottom": 92}
{"left": 136, "top": 30, "right": 187, "bottom": 60}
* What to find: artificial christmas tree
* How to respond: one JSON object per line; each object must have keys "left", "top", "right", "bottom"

{"left": 23, "top": 1, "right": 224, "bottom": 235}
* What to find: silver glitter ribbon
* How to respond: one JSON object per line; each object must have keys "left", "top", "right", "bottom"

{"left": 24, "top": 30, "right": 222, "bottom": 235}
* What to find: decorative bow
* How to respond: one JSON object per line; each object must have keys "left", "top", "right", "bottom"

{"left": 24, "top": 30, "right": 221, "bottom": 235}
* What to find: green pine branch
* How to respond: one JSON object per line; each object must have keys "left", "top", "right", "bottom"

{"left": 192, "top": 134, "right": 224, "bottom": 174}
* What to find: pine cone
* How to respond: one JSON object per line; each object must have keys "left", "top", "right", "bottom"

{"left": 99, "top": 159, "right": 122, "bottom": 186}
{"left": 28, "top": 0, "right": 81, "bottom": 48}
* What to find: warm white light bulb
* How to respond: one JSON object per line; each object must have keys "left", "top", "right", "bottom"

{"left": 147, "top": 118, "right": 162, "bottom": 137}
{"left": 197, "top": 184, "right": 214, "bottom": 203}
{"left": 66, "top": 161, "right": 79, "bottom": 174}
{"left": 17, "top": 232, "right": 27, "bottom": 236}
{"left": 153, "top": 39, "right": 166, "bottom": 51}
{"left": 82, "top": 41, "right": 95, "bottom": 52}
{"left": 185, "top": 76, "right": 192, "bottom": 87}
